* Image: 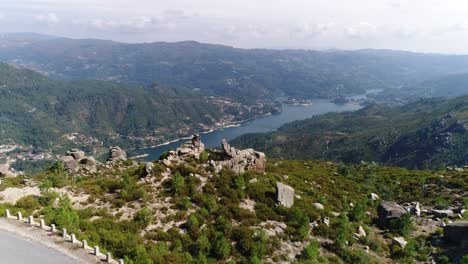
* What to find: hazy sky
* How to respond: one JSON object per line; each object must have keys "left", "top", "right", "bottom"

{"left": 2, "top": 0, "right": 468, "bottom": 53}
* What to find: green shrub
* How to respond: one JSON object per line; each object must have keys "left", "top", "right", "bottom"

{"left": 387, "top": 214, "right": 413, "bottom": 236}
{"left": 301, "top": 240, "right": 320, "bottom": 260}
{"left": 15, "top": 195, "right": 40, "bottom": 212}
{"left": 133, "top": 207, "right": 153, "bottom": 227}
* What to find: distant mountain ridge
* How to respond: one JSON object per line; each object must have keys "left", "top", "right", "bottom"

{"left": 4, "top": 34, "right": 468, "bottom": 101}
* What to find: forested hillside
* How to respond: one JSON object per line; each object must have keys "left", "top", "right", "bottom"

{"left": 232, "top": 96, "right": 468, "bottom": 169}
{"left": 0, "top": 63, "right": 273, "bottom": 149}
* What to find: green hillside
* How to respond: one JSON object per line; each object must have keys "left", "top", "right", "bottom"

{"left": 0, "top": 63, "right": 269, "bottom": 149}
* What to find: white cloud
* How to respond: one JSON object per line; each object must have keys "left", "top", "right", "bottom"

{"left": 35, "top": 12, "right": 60, "bottom": 24}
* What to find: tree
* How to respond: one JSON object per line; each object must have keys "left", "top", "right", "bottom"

{"left": 172, "top": 172, "right": 186, "bottom": 197}
{"left": 212, "top": 232, "right": 230, "bottom": 259}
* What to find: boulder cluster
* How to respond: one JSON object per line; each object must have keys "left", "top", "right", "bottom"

{"left": 161, "top": 135, "right": 205, "bottom": 167}
{"left": 108, "top": 146, "right": 127, "bottom": 162}
{"left": 210, "top": 139, "right": 266, "bottom": 174}
{"left": 58, "top": 148, "right": 98, "bottom": 173}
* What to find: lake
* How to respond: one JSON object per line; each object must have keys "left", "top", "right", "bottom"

{"left": 135, "top": 98, "right": 362, "bottom": 161}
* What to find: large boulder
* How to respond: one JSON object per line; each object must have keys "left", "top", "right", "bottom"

{"left": 277, "top": 182, "right": 294, "bottom": 208}
{"left": 431, "top": 209, "right": 454, "bottom": 219}
{"left": 443, "top": 221, "right": 468, "bottom": 247}
{"left": 58, "top": 155, "right": 78, "bottom": 172}
{"left": 68, "top": 149, "right": 85, "bottom": 160}
{"left": 58, "top": 149, "right": 98, "bottom": 173}
{"left": 214, "top": 139, "right": 266, "bottom": 173}
{"left": 378, "top": 201, "right": 407, "bottom": 224}
{"left": 108, "top": 146, "right": 127, "bottom": 162}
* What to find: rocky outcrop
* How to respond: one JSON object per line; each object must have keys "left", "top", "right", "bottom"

{"left": 210, "top": 139, "right": 266, "bottom": 174}
{"left": 160, "top": 135, "right": 205, "bottom": 167}
{"left": 0, "top": 163, "right": 18, "bottom": 178}
{"left": 58, "top": 149, "right": 99, "bottom": 173}
{"left": 378, "top": 201, "right": 407, "bottom": 224}
{"left": 108, "top": 146, "right": 127, "bottom": 162}
{"left": 277, "top": 182, "right": 294, "bottom": 208}
{"left": 443, "top": 221, "right": 468, "bottom": 247}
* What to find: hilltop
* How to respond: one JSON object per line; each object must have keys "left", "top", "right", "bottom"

{"left": 0, "top": 138, "right": 466, "bottom": 263}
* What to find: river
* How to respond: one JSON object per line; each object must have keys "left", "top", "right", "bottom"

{"left": 133, "top": 98, "right": 363, "bottom": 161}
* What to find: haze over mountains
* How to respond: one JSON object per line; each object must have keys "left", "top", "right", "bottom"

{"left": 3, "top": 33, "right": 468, "bottom": 102}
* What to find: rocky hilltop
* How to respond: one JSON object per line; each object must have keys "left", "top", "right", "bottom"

{"left": 0, "top": 138, "right": 467, "bottom": 264}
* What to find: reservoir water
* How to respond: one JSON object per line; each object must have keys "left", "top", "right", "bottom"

{"left": 136, "top": 99, "right": 362, "bottom": 161}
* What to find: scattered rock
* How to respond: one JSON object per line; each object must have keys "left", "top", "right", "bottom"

{"left": 392, "top": 237, "right": 408, "bottom": 248}
{"left": 323, "top": 217, "right": 330, "bottom": 227}
{"left": 378, "top": 201, "right": 407, "bottom": 224}
{"left": 277, "top": 182, "right": 294, "bottom": 208}
{"left": 368, "top": 193, "right": 380, "bottom": 201}
{"left": 354, "top": 226, "right": 367, "bottom": 239}
{"left": 312, "top": 203, "right": 324, "bottom": 210}
{"left": 431, "top": 209, "right": 454, "bottom": 219}
{"left": 239, "top": 199, "right": 256, "bottom": 213}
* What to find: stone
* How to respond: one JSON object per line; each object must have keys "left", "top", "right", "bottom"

{"left": 392, "top": 237, "right": 408, "bottom": 248}
{"left": 108, "top": 146, "right": 127, "bottom": 161}
{"left": 443, "top": 221, "right": 468, "bottom": 247}
{"left": 215, "top": 139, "right": 266, "bottom": 173}
{"left": 69, "top": 150, "right": 85, "bottom": 160}
{"left": 144, "top": 162, "right": 154, "bottom": 177}
{"left": 378, "top": 201, "right": 407, "bottom": 224}
{"left": 432, "top": 209, "right": 454, "bottom": 218}
{"left": 79, "top": 156, "right": 96, "bottom": 166}
{"left": 355, "top": 226, "right": 367, "bottom": 239}
{"left": 368, "top": 193, "right": 380, "bottom": 201}
{"left": 312, "top": 203, "right": 324, "bottom": 210}
{"left": 323, "top": 217, "right": 330, "bottom": 227}
{"left": 58, "top": 155, "right": 78, "bottom": 172}
{"left": 276, "top": 182, "right": 294, "bottom": 208}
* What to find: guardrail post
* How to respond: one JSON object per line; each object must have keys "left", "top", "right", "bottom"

{"left": 40, "top": 219, "right": 45, "bottom": 228}
{"left": 71, "top": 233, "right": 77, "bottom": 243}
{"left": 94, "top": 246, "right": 100, "bottom": 256}
{"left": 28, "top": 216, "right": 34, "bottom": 224}
{"left": 17, "top": 212, "right": 22, "bottom": 220}
{"left": 62, "top": 228, "right": 67, "bottom": 239}
{"left": 118, "top": 259, "right": 124, "bottom": 264}
{"left": 106, "top": 252, "right": 112, "bottom": 263}
{"left": 82, "top": 240, "right": 88, "bottom": 249}
{"left": 5, "top": 209, "right": 10, "bottom": 218}
{"left": 51, "top": 224, "right": 56, "bottom": 233}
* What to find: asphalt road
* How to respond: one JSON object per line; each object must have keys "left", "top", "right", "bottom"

{"left": 0, "top": 229, "right": 78, "bottom": 264}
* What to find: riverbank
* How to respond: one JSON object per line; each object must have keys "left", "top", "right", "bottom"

{"left": 0, "top": 218, "right": 95, "bottom": 263}
{"left": 129, "top": 112, "right": 273, "bottom": 151}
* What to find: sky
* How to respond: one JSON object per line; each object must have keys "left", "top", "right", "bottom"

{"left": 2, "top": 0, "right": 468, "bottom": 53}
